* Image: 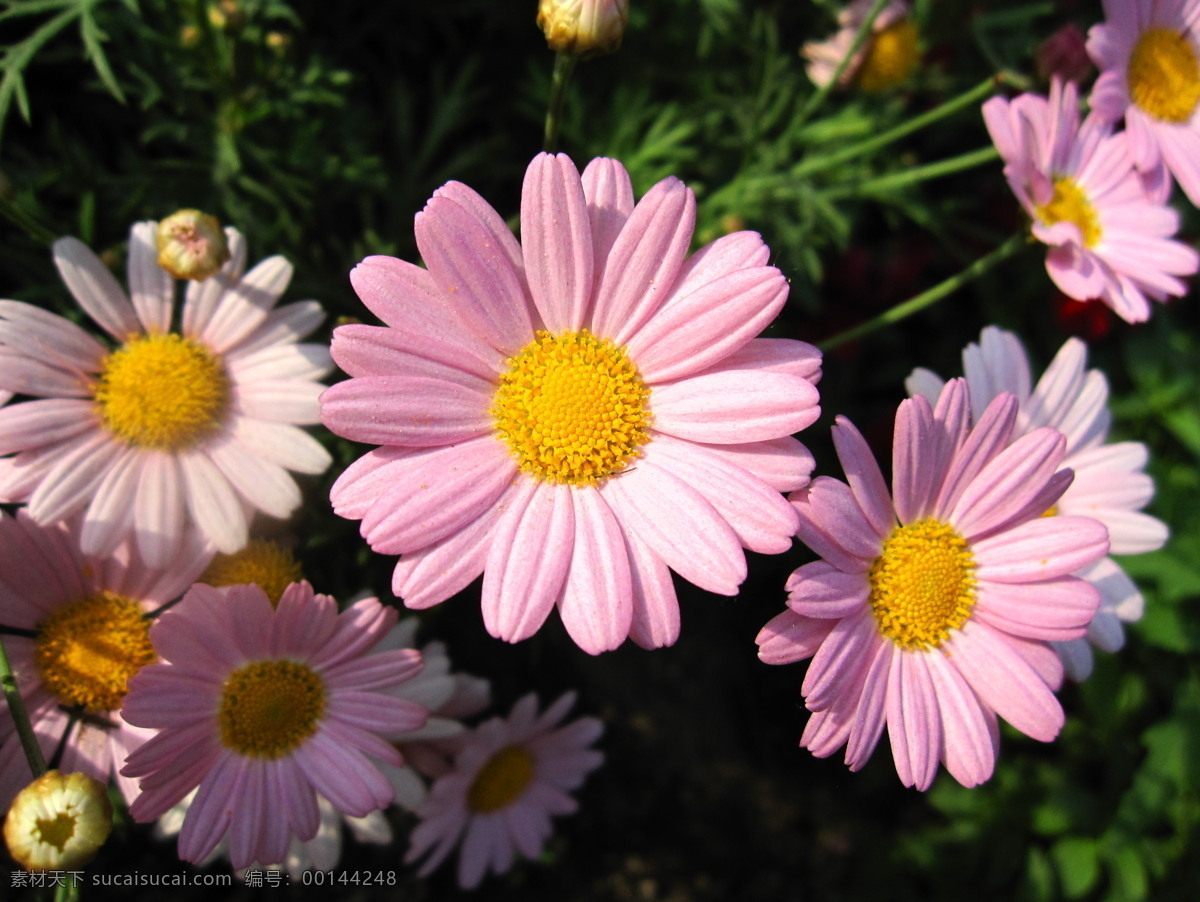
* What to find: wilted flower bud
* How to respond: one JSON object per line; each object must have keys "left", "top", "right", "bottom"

{"left": 4, "top": 771, "right": 113, "bottom": 871}
{"left": 156, "top": 209, "right": 231, "bottom": 281}
{"left": 537, "top": 0, "right": 630, "bottom": 59}
{"left": 1036, "top": 24, "right": 1092, "bottom": 84}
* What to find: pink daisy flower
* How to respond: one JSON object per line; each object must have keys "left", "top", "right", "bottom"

{"left": 982, "top": 77, "right": 1198, "bottom": 323}
{"left": 150, "top": 615, "right": 485, "bottom": 875}
{"left": 802, "top": 1, "right": 919, "bottom": 92}
{"left": 1087, "top": 0, "right": 1200, "bottom": 205}
{"left": 405, "top": 691, "right": 603, "bottom": 889}
{"left": 120, "top": 582, "right": 428, "bottom": 870}
{"left": 0, "top": 222, "right": 334, "bottom": 567}
{"left": 755, "top": 380, "right": 1110, "bottom": 789}
{"left": 907, "top": 326, "right": 1167, "bottom": 680}
{"left": 320, "top": 153, "right": 820, "bottom": 654}
{"left": 0, "top": 510, "right": 213, "bottom": 810}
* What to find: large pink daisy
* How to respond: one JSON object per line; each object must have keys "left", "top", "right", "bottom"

{"left": 983, "top": 76, "right": 1198, "bottom": 323}
{"left": 907, "top": 326, "right": 1167, "bottom": 680}
{"left": 0, "top": 222, "right": 333, "bottom": 567}
{"left": 0, "top": 510, "right": 213, "bottom": 811}
{"left": 120, "top": 582, "right": 428, "bottom": 869}
{"left": 1088, "top": 0, "right": 1200, "bottom": 205}
{"left": 405, "top": 691, "right": 603, "bottom": 889}
{"left": 320, "top": 153, "right": 820, "bottom": 654}
{"left": 756, "top": 380, "right": 1110, "bottom": 789}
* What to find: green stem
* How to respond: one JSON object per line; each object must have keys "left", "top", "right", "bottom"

{"left": 822, "top": 145, "right": 1001, "bottom": 199}
{"left": 794, "top": 74, "right": 1004, "bottom": 179}
{"left": 794, "top": 0, "right": 891, "bottom": 127}
{"left": 543, "top": 52, "right": 578, "bottom": 153}
{"left": 0, "top": 194, "right": 57, "bottom": 246}
{"left": 819, "top": 233, "right": 1029, "bottom": 351}
{"left": 0, "top": 633, "right": 47, "bottom": 779}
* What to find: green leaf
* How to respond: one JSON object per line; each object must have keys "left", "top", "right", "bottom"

{"left": 1051, "top": 837, "right": 1100, "bottom": 899}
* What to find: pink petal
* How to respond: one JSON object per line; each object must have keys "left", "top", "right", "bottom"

{"left": 602, "top": 458, "right": 745, "bottom": 595}
{"left": 701, "top": 435, "right": 815, "bottom": 492}
{"left": 557, "top": 487, "right": 634, "bottom": 653}
{"left": 755, "top": 608, "right": 833, "bottom": 665}
{"left": 785, "top": 560, "right": 870, "bottom": 619}
{"left": 624, "top": 528, "right": 681, "bottom": 650}
{"left": 972, "top": 515, "right": 1109, "bottom": 582}
{"left": 885, "top": 651, "right": 940, "bottom": 790}
{"left": 831, "top": 416, "right": 893, "bottom": 539}
{"left": 521, "top": 153, "right": 593, "bottom": 332}
{"left": 179, "top": 452, "right": 247, "bottom": 553}
{"left": 481, "top": 481, "right": 575, "bottom": 643}
{"left": 127, "top": 221, "right": 174, "bottom": 334}
{"left": 581, "top": 157, "right": 635, "bottom": 270}
{"left": 202, "top": 256, "right": 293, "bottom": 354}
{"left": 923, "top": 651, "right": 996, "bottom": 787}
{"left": 318, "top": 372, "right": 492, "bottom": 447}
{"left": 52, "top": 236, "right": 141, "bottom": 341}
{"left": 973, "top": 576, "right": 1098, "bottom": 641}
{"left": 651, "top": 369, "right": 820, "bottom": 443}
{"left": 591, "top": 176, "right": 696, "bottom": 344}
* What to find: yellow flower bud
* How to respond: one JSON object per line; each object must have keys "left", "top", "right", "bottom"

{"left": 155, "top": 209, "right": 231, "bottom": 281}
{"left": 4, "top": 771, "right": 113, "bottom": 871}
{"left": 537, "top": 0, "right": 630, "bottom": 59}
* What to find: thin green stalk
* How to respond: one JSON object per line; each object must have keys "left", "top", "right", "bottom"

{"left": 0, "top": 194, "right": 57, "bottom": 246}
{"left": 819, "top": 233, "right": 1029, "bottom": 351}
{"left": 0, "top": 633, "right": 46, "bottom": 779}
{"left": 794, "top": 74, "right": 1004, "bottom": 179}
{"left": 794, "top": 0, "right": 891, "bottom": 127}
{"left": 822, "top": 145, "right": 1000, "bottom": 200}
{"left": 543, "top": 52, "right": 577, "bottom": 153}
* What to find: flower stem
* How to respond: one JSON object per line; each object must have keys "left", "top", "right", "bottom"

{"left": 543, "top": 52, "right": 578, "bottom": 153}
{"left": 794, "top": 0, "right": 891, "bottom": 127}
{"left": 794, "top": 74, "right": 1004, "bottom": 179}
{"left": 822, "top": 145, "right": 1001, "bottom": 199}
{"left": 819, "top": 232, "right": 1029, "bottom": 351}
{"left": 0, "top": 633, "right": 47, "bottom": 779}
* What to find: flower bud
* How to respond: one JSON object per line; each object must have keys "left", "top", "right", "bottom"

{"left": 1035, "top": 24, "right": 1092, "bottom": 84}
{"left": 537, "top": 0, "right": 630, "bottom": 59}
{"left": 156, "top": 209, "right": 231, "bottom": 281}
{"left": 4, "top": 771, "right": 113, "bottom": 871}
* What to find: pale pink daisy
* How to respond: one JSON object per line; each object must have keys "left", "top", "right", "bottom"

{"left": 803, "top": 1, "right": 919, "bottom": 92}
{"left": 982, "top": 77, "right": 1198, "bottom": 323}
{"left": 1087, "top": 0, "right": 1200, "bottom": 205}
{"left": 406, "top": 691, "right": 603, "bottom": 889}
{"left": 0, "top": 222, "right": 333, "bottom": 567}
{"left": 0, "top": 510, "right": 213, "bottom": 811}
{"left": 150, "top": 614, "right": 484, "bottom": 875}
{"left": 120, "top": 582, "right": 427, "bottom": 870}
{"left": 756, "top": 380, "right": 1110, "bottom": 789}
{"left": 320, "top": 153, "right": 820, "bottom": 654}
{"left": 907, "top": 326, "right": 1167, "bottom": 680}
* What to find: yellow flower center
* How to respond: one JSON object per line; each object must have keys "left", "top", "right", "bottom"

{"left": 218, "top": 660, "right": 326, "bottom": 758}
{"left": 1127, "top": 26, "right": 1200, "bottom": 123}
{"left": 1035, "top": 177, "right": 1102, "bottom": 248}
{"left": 201, "top": 540, "right": 304, "bottom": 607}
{"left": 490, "top": 330, "right": 650, "bottom": 485}
{"left": 1041, "top": 505, "right": 1058, "bottom": 518}
{"left": 466, "top": 745, "right": 536, "bottom": 813}
{"left": 868, "top": 519, "right": 977, "bottom": 651}
{"left": 858, "top": 19, "right": 920, "bottom": 92}
{"left": 94, "top": 333, "right": 229, "bottom": 451}
{"left": 34, "top": 593, "right": 157, "bottom": 712}
{"left": 35, "top": 813, "right": 76, "bottom": 851}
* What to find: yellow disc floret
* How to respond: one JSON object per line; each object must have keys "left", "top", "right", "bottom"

{"left": 490, "top": 330, "right": 650, "bottom": 485}
{"left": 868, "top": 518, "right": 977, "bottom": 651}
{"left": 34, "top": 593, "right": 157, "bottom": 712}
{"left": 201, "top": 540, "right": 304, "bottom": 607}
{"left": 858, "top": 19, "right": 920, "bottom": 92}
{"left": 218, "top": 660, "right": 326, "bottom": 758}
{"left": 1128, "top": 27, "right": 1200, "bottom": 123}
{"left": 1035, "top": 177, "right": 1102, "bottom": 248}
{"left": 94, "top": 333, "right": 229, "bottom": 451}
{"left": 466, "top": 745, "right": 536, "bottom": 813}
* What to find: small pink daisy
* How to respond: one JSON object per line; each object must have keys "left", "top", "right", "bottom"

{"left": 405, "top": 692, "right": 603, "bottom": 889}
{"left": 0, "top": 510, "right": 213, "bottom": 810}
{"left": 120, "top": 582, "right": 428, "bottom": 870}
{"left": 983, "top": 77, "right": 1198, "bottom": 323}
{"left": 756, "top": 380, "right": 1110, "bottom": 789}
{"left": 320, "top": 153, "right": 820, "bottom": 654}
{"left": 802, "top": 1, "right": 919, "bottom": 92}
{"left": 1087, "top": 0, "right": 1200, "bottom": 205}
{"left": 907, "top": 326, "right": 1167, "bottom": 680}
{"left": 0, "top": 222, "right": 333, "bottom": 567}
